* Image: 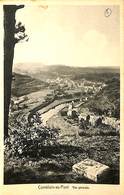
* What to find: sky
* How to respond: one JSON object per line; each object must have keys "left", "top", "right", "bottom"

{"left": 13, "top": 5, "right": 120, "bottom": 68}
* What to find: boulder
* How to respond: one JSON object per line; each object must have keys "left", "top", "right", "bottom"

{"left": 72, "top": 158, "right": 110, "bottom": 182}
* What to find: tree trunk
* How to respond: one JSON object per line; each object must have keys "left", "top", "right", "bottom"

{"left": 4, "top": 5, "right": 24, "bottom": 137}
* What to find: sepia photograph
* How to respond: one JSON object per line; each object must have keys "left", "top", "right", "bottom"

{"left": 2, "top": 2, "right": 122, "bottom": 187}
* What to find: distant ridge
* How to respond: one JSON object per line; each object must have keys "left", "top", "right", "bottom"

{"left": 13, "top": 63, "right": 120, "bottom": 83}
{"left": 14, "top": 63, "right": 120, "bottom": 72}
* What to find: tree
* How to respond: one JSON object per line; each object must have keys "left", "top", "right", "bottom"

{"left": 4, "top": 5, "right": 28, "bottom": 137}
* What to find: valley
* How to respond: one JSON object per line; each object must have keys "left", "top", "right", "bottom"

{"left": 4, "top": 64, "right": 120, "bottom": 184}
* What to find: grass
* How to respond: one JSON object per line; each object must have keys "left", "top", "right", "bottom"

{"left": 5, "top": 108, "right": 119, "bottom": 184}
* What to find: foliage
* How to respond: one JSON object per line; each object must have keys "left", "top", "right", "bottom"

{"left": 5, "top": 113, "right": 59, "bottom": 160}
{"left": 4, "top": 110, "right": 119, "bottom": 184}
{"left": 14, "top": 22, "right": 28, "bottom": 44}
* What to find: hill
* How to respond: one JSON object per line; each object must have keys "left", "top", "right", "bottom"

{"left": 14, "top": 63, "right": 120, "bottom": 82}
{"left": 83, "top": 77, "right": 120, "bottom": 118}
{"left": 11, "top": 73, "right": 48, "bottom": 97}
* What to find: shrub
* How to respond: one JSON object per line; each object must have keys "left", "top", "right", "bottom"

{"left": 5, "top": 113, "right": 59, "bottom": 159}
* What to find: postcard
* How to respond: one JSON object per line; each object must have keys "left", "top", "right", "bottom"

{"left": 0, "top": 0, "right": 124, "bottom": 195}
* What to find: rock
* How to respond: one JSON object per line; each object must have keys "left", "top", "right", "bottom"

{"left": 72, "top": 158, "right": 110, "bottom": 182}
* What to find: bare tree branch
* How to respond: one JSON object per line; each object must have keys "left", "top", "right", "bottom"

{"left": 15, "top": 5, "right": 24, "bottom": 10}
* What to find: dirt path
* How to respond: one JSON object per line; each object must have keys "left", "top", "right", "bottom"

{"left": 41, "top": 104, "right": 67, "bottom": 126}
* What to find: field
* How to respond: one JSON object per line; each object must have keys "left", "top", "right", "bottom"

{"left": 4, "top": 64, "right": 120, "bottom": 184}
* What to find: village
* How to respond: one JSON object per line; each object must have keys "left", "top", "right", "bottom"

{"left": 47, "top": 77, "right": 106, "bottom": 94}
{"left": 10, "top": 77, "right": 106, "bottom": 111}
